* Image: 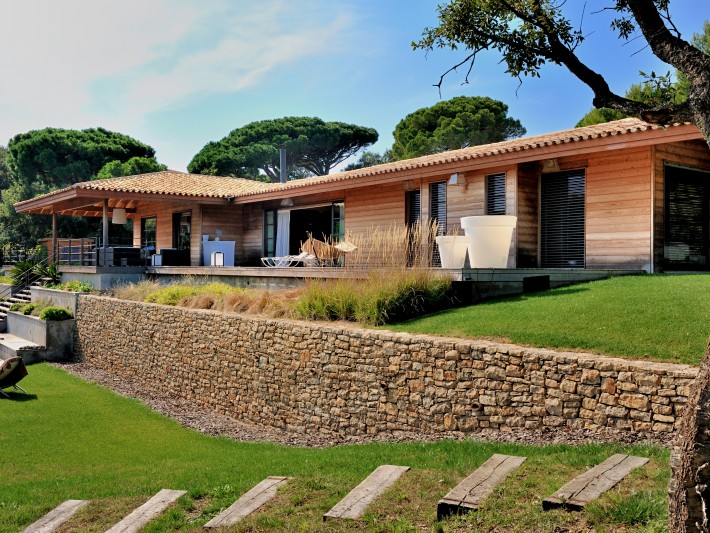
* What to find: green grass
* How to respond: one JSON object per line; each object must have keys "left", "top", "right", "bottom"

{"left": 389, "top": 274, "right": 710, "bottom": 365}
{"left": 1, "top": 364, "right": 670, "bottom": 532}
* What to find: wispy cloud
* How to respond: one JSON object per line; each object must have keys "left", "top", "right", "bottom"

{"left": 0, "top": 0, "right": 356, "bottom": 143}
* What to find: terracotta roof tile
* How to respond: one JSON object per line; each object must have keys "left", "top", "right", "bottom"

{"left": 72, "top": 170, "right": 274, "bottom": 197}
{"left": 248, "top": 118, "right": 690, "bottom": 196}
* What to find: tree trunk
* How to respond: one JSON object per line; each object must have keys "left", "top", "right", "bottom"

{"left": 669, "top": 341, "right": 710, "bottom": 532}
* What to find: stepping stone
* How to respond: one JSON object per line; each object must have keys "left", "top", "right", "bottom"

{"left": 23, "top": 499, "right": 88, "bottom": 533}
{"left": 105, "top": 489, "right": 186, "bottom": 533}
{"left": 204, "top": 476, "right": 290, "bottom": 528}
{"left": 543, "top": 454, "right": 649, "bottom": 511}
{"left": 323, "top": 465, "right": 410, "bottom": 521}
{"left": 437, "top": 454, "right": 526, "bottom": 520}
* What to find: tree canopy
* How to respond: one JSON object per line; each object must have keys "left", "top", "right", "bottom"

{"left": 0, "top": 146, "right": 10, "bottom": 190}
{"left": 415, "top": 1, "right": 710, "bottom": 147}
{"left": 577, "top": 21, "right": 709, "bottom": 127}
{"left": 343, "top": 150, "right": 391, "bottom": 171}
{"left": 188, "top": 117, "right": 378, "bottom": 181}
{"left": 390, "top": 96, "right": 525, "bottom": 161}
{"left": 95, "top": 156, "right": 167, "bottom": 180}
{"left": 1, "top": 127, "right": 160, "bottom": 247}
{"left": 7, "top": 127, "right": 156, "bottom": 188}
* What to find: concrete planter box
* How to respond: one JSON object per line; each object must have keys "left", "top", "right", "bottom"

{"left": 30, "top": 286, "right": 80, "bottom": 316}
{"left": 0, "top": 283, "right": 18, "bottom": 297}
{"left": 6, "top": 311, "right": 75, "bottom": 361}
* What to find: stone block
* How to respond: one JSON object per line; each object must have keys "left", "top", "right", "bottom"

{"left": 619, "top": 393, "right": 649, "bottom": 411}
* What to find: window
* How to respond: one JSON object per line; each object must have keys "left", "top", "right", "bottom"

{"left": 540, "top": 171, "right": 585, "bottom": 268}
{"left": 264, "top": 209, "right": 277, "bottom": 257}
{"left": 486, "top": 173, "right": 506, "bottom": 215}
{"left": 172, "top": 211, "right": 191, "bottom": 251}
{"left": 430, "top": 182, "right": 447, "bottom": 266}
{"left": 406, "top": 189, "right": 422, "bottom": 266}
{"left": 141, "top": 216, "right": 156, "bottom": 254}
{"left": 331, "top": 202, "right": 345, "bottom": 242}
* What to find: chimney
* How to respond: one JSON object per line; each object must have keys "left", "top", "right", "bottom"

{"left": 279, "top": 145, "right": 287, "bottom": 183}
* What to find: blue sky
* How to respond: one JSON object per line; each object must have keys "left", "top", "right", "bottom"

{"left": 1, "top": 0, "right": 708, "bottom": 172}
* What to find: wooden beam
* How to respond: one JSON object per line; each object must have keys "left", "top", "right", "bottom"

{"left": 323, "top": 465, "right": 410, "bottom": 521}
{"left": 204, "top": 477, "right": 290, "bottom": 528}
{"left": 543, "top": 454, "right": 649, "bottom": 511}
{"left": 437, "top": 454, "right": 526, "bottom": 520}
{"left": 105, "top": 489, "right": 186, "bottom": 533}
{"left": 22, "top": 499, "right": 88, "bottom": 533}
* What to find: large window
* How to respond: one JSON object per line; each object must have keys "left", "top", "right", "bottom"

{"left": 430, "top": 181, "right": 447, "bottom": 266}
{"left": 141, "top": 216, "right": 156, "bottom": 254}
{"left": 172, "top": 211, "right": 191, "bottom": 251}
{"left": 665, "top": 165, "right": 710, "bottom": 270}
{"left": 540, "top": 170, "right": 585, "bottom": 268}
{"left": 486, "top": 173, "right": 506, "bottom": 215}
{"left": 406, "top": 189, "right": 422, "bottom": 266}
{"left": 264, "top": 209, "right": 277, "bottom": 257}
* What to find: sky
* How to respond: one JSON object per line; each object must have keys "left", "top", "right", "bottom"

{"left": 1, "top": 0, "right": 709, "bottom": 172}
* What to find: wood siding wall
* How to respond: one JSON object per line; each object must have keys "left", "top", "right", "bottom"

{"left": 584, "top": 147, "right": 653, "bottom": 270}
{"left": 133, "top": 201, "right": 204, "bottom": 265}
{"left": 130, "top": 140, "right": 710, "bottom": 271}
{"left": 653, "top": 140, "right": 710, "bottom": 271}
{"left": 516, "top": 163, "right": 539, "bottom": 267}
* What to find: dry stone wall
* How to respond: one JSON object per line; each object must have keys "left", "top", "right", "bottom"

{"left": 75, "top": 295, "right": 697, "bottom": 436}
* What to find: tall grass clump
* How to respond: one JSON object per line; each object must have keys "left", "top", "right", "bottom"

{"left": 296, "top": 269, "right": 454, "bottom": 325}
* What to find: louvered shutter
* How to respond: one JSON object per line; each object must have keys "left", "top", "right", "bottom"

{"left": 486, "top": 173, "right": 506, "bottom": 215}
{"left": 541, "top": 171, "right": 585, "bottom": 268}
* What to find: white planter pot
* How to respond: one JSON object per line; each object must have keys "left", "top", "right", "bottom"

{"left": 460, "top": 216, "right": 517, "bottom": 268}
{"left": 435, "top": 235, "right": 469, "bottom": 269}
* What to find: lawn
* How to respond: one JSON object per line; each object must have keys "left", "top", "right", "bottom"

{"left": 1, "top": 364, "right": 669, "bottom": 532}
{"left": 389, "top": 274, "right": 710, "bottom": 365}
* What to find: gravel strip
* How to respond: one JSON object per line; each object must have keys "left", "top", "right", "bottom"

{"left": 51, "top": 361, "right": 672, "bottom": 449}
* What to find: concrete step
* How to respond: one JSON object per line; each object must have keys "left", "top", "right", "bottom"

{"left": 0, "top": 333, "right": 45, "bottom": 363}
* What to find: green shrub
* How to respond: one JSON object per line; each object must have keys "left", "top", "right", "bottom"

{"left": 11, "top": 260, "right": 41, "bottom": 286}
{"left": 49, "top": 280, "right": 94, "bottom": 293}
{"left": 38, "top": 306, "right": 73, "bottom": 321}
{"left": 22, "top": 303, "right": 37, "bottom": 315}
{"left": 33, "top": 262, "right": 60, "bottom": 285}
{"left": 9, "top": 302, "right": 25, "bottom": 312}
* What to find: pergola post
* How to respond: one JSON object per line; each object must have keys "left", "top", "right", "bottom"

{"left": 51, "top": 212, "right": 58, "bottom": 263}
{"left": 102, "top": 199, "right": 108, "bottom": 266}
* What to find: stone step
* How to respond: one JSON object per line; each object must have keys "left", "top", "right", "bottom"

{"left": 0, "top": 333, "right": 45, "bottom": 362}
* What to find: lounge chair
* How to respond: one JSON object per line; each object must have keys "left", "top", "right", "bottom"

{"left": 0, "top": 356, "right": 28, "bottom": 398}
{"left": 261, "top": 252, "right": 317, "bottom": 267}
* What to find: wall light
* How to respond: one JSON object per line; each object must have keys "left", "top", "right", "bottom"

{"left": 448, "top": 173, "right": 466, "bottom": 186}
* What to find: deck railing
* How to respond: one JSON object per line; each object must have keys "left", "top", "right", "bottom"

{"left": 53, "top": 238, "right": 97, "bottom": 266}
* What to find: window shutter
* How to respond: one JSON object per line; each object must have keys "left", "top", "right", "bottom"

{"left": 486, "top": 173, "right": 506, "bottom": 215}
{"left": 541, "top": 171, "right": 585, "bottom": 268}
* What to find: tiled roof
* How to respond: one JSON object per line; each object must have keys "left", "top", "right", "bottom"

{"left": 71, "top": 170, "right": 273, "bottom": 197}
{"left": 251, "top": 118, "right": 692, "bottom": 196}
{"left": 14, "top": 170, "right": 274, "bottom": 208}
{"left": 15, "top": 118, "right": 698, "bottom": 211}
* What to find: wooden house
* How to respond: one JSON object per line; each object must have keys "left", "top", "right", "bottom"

{"left": 14, "top": 118, "right": 710, "bottom": 278}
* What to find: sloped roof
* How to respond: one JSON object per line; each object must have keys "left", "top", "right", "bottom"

{"left": 14, "top": 118, "right": 703, "bottom": 214}
{"left": 255, "top": 118, "right": 696, "bottom": 196}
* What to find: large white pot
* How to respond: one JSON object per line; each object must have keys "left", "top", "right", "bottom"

{"left": 460, "top": 216, "right": 517, "bottom": 268}
{"left": 435, "top": 235, "right": 469, "bottom": 269}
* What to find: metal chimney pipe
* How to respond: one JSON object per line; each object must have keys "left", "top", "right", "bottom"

{"left": 279, "top": 145, "right": 287, "bottom": 183}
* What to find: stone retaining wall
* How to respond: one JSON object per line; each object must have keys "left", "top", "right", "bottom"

{"left": 74, "top": 295, "right": 698, "bottom": 436}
